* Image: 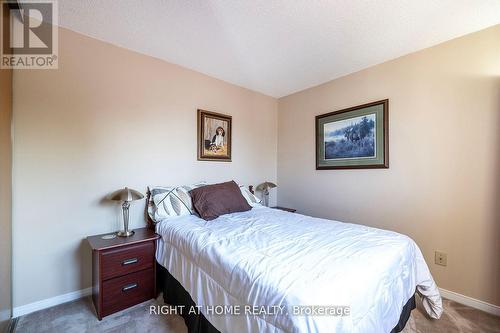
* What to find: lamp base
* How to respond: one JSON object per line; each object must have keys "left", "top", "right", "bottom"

{"left": 116, "top": 230, "right": 135, "bottom": 237}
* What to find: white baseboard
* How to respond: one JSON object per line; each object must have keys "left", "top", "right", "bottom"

{"left": 12, "top": 287, "right": 92, "bottom": 318}
{"left": 439, "top": 288, "right": 500, "bottom": 317}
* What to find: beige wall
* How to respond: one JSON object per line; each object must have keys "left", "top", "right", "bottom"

{"left": 0, "top": 2, "right": 13, "bottom": 325}
{"left": 278, "top": 25, "right": 500, "bottom": 306}
{"left": 0, "top": 55, "right": 12, "bottom": 328}
{"left": 12, "top": 27, "right": 278, "bottom": 307}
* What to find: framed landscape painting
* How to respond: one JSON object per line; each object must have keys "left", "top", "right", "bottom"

{"left": 316, "top": 100, "right": 388, "bottom": 169}
{"left": 197, "top": 109, "right": 232, "bottom": 161}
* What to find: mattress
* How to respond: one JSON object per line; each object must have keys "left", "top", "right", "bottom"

{"left": 156, "top": 206, "right": 442, "bottom": 333}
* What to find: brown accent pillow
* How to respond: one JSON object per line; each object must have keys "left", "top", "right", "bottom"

{"left": 190, "top": 181, "right": 252, "bottom": 221}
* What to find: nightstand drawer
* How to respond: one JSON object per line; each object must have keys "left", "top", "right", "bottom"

{"left": 101, "top": 268, "right": 154, "bottom": 317}
{"left": 101, "top": 242, "right": 154, "bottom": 280}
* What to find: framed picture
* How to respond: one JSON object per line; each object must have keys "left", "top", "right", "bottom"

{"left": 316, "top": 99, "right": 388, "bottom": 169}
{"left": 197, "top": 109, "right": 232, "bottom": 161}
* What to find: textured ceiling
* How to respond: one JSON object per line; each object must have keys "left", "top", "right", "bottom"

{"left": 57, "top": 1, "right": 500, "bottom": 97}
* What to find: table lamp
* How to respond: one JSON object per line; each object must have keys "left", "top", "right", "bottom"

{"left": 107, "top": 187, "right": 144, "bottom": 237}
{"left": 256, "top": 182, "right": 277, "bottom": 207}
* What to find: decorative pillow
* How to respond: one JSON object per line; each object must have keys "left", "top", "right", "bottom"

{"left": 148, "top": 182, "right": 207, "bottom": 223}
{"left": 190, "top": 181, "right": 252, "bottom": 221}
{"left": 239, "top": 185, "right": 262, "bottom": 207}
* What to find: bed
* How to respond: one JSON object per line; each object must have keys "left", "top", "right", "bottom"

{"left": 154, "top": 205, "right": 442, "bottom": 333}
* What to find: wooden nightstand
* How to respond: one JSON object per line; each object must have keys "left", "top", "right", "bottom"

{"left": 87, "top": 227, "right": 160, "bottom": 320}
{"left": 271, "top": 206, "right": 296, "bottom": 213}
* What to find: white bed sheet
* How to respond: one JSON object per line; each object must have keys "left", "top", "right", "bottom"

{"left": 156, "top": 206, "right": 442, "bottom": 333}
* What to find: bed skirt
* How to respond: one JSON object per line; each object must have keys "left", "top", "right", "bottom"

{"left": 157, "top": 263, "right": 415, "bottom": 333}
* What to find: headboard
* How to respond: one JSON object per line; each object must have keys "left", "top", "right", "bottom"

{"left": 145, "top": 188, "right": 155, "bottom": 229}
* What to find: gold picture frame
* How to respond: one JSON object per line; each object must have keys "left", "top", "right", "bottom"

{"left": 197, "top": 109, "right": 232, "bottom": 162}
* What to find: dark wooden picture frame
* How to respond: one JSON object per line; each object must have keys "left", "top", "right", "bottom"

{"left": 316, "top": 99, "right": 389, "bottom": 170}
{"left": 197, "top": 109, "right": 232, "bottom": 162}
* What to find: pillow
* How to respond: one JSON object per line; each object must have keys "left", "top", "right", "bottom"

{"left": 190, "top": 181, "right": 252, "bottom": 221}
{"left": 239, "top": 185, "right": 262, "bottom": 207}
{"left": 148, "top": 182, "right": 207, "bottom": 223}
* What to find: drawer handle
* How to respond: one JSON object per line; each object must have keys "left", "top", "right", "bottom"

{"left": 122, "top": 258, "right": 138, "bottom": 266}
{"left": 122, "top": 283, "right": 138, "bottom": 292}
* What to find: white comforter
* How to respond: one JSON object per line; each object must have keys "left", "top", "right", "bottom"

{"left": 156, "top": 206, "right": 442, "bottom": 333}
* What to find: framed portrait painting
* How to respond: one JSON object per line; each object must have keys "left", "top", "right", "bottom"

{"left": 316, "top": 99, "right": 389, "bottom": 169}
{"left": 197, "top": 109, "right": 232, "bottom": 161}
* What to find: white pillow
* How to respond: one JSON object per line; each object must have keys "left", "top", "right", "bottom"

{"left": 148, "top": 182, "right": 207, "bottom": 223}
{"left": 239, "top": 185, "right": 262, "bottom": 207}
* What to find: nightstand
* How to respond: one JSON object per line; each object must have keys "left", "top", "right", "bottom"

{"left": 271, "top": 206, "right": 296, "bottom": 213}
{"left": 87, "top": 227, "right": 160, "bottom": 320}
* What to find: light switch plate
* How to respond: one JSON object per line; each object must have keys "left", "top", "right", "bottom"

{"left": 435, "top": 251, "right": 447, "bottom": 266}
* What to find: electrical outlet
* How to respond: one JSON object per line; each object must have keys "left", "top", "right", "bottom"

{"left": 435, "top": 251, "right": 447, "bottom": 266}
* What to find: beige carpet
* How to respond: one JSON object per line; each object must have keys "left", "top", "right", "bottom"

{"left": 14, "top": 296, "right": 500, "bottom": 333}
{"left": 401, "top": 298, "right": 500, "bottom": 333}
